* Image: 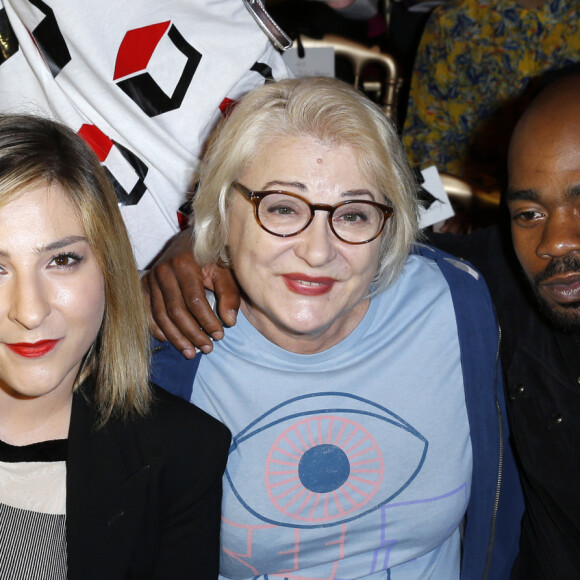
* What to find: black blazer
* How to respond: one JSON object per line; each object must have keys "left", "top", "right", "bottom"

{"left": 65, "top": 381, "right": 230, "bottom": 579}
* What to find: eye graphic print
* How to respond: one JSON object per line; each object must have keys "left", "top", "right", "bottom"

{"left": 225, "top": 393, "right": 428, "bottom": 529}
{"left": 265, "top": 415, "right": 382, "bottom": 523}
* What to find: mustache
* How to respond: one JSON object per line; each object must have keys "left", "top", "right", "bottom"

{"left": 533, "top": 254, "right": 580, "bottom": 285}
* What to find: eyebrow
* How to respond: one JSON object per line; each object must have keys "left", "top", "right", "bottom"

{"left": 569, "top": 183, "right": 580, "bottom": 199}
{"left": 505, "top": 183, "right": 580, "bottom": 203}
{"left": 263, "top": 180, "right": 307, "bottom": 192}
{"left": 504, "top": 188, "right": 541, "bottom": 203}
{"left": 38, "top": 235, "right": 88, "bottom": 254}
{"left": 342, "top": 189, "right": 378, "bottom": 201}
{"left": 0, "top": 235, "right": 88, "bottom": 259}
{"left": 262, "top": 181, "right": 378, "bottom": 201}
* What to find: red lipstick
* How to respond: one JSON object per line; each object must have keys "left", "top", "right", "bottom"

{"left": 283, "top": 273, "right": 336, "bottom": 296}
{"left": 6, "top": 339, "right": 61, "bottom": 358}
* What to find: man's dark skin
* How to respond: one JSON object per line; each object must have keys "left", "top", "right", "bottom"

{"left": 445, "top": 73, "right": 580, "bottom": 578}
{"left": 504, "top": 77, "right": 580, "bottom": 333}
{"left": 143, "top": 229, "right": 239, "bottom": 357}
{"left": 142, "top": 72, "right": 580, "bottom": 576}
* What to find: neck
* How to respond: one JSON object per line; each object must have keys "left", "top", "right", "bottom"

{"left": 240, "top": 298, "right": 370, "bottom": 354}
{"left": 0, "top": 387, "right": 73, "bottom": 446}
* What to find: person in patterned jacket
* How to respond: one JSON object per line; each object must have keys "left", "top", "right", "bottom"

{"left": 0, "top": 0, "right": 290, "bottom": 268}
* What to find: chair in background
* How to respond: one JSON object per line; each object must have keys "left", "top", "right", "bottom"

{"left": 292, "top": 34, "right": 400, "bottom": 122}
{"left": 440, "top": 173, "right": 500, "bottom": 209}
{"left": 439, "top": 173, "right": 501, "bottom": 232}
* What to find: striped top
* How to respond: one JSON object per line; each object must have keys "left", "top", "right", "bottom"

{"left": 0, "top": 439, "right": 67, "bottom": 579}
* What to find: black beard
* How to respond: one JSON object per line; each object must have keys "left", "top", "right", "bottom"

{"left": 529, "top": 254, "right": 580, "bottom": 333}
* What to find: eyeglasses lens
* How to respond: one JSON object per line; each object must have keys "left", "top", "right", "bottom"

{"left": 331, "top": 203, "right": 384, "bottom": 242}
{"left": 258, "top": 193, "right": 309, "bottom": 235}
{"left": 258, "top": 193, "right": 384, "bottom": 243}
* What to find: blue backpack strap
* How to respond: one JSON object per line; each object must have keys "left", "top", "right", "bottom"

{"left": 414, "top": 244, "right": 523, "bottom": 579}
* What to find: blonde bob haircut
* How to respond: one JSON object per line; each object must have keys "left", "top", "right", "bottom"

{"left": 0, "top": 114, "right": 151, "bottom": 425}
{"left": 194, "top": 76, "right": 419, "bottom": 292}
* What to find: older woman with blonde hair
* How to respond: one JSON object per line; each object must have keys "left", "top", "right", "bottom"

{"left": 0, "top": 114, "right": 229, "bottom": 579}
{"left": 151, "top": 77, "right": 523, "bottom": 579}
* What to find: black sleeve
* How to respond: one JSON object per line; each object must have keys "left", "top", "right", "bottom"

{"left": 149, "top": 386, "right": 231, "bottom": 579}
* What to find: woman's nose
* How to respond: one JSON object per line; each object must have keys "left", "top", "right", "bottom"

{"left": 293, "top": 212, "right": 338, "bottom": 267}
{"left": 8, "top": 272, "right": 51, "bottom": 330}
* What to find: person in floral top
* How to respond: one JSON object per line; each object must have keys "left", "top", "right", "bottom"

{"left": 402, "top": 0, "right": 580, "bottom": 189}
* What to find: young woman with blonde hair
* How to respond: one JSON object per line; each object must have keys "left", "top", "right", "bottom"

{"left": 0, "top": 114, "right": 229, "bottom": 579}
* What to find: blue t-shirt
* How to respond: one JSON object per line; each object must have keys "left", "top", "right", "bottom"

{"left": 158, "top": 254, "right": 472, "bottom": 579}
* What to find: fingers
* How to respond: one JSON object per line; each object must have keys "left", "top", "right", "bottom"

{"left": 141, "top": 274, "right": 167, "bottom": 342}
{"left": 171, "top": 252, "right": 228, "bottom": 340}
{"left": 144, "top": 263, "right": 201, "bottom": 357}
{"left": 153, "top": 257, "right": 222, "bottom": 355}
{"left": 204, "top": 265, "right": 241, "bottom": 327}
{"left": 141, "top": 228, "right": 241, "bottom": 358}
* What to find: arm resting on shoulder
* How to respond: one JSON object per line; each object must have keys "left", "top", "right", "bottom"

{"left": 142, "top": 227, "right": 241, "bottom": 357}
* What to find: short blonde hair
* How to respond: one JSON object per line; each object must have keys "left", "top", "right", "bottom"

{"left": 194, "top": 77, "right": 419, "bottom": 292}
{"left": 0, "top": 114, "right": 151, "bottom": 424}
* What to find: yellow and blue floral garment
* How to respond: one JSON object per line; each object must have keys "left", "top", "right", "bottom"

{"left": 403, "top": 0, "right": 580, "bottom": 188}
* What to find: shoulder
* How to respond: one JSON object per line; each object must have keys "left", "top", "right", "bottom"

{"left": 105, "top": 385, "right": 230, "bottom": 490}
{"left": 384, "top": 248, "right": 485, "bottom": 308}
{"left": 77, "top": 382, "right": 231, "bottom": 468}
{"left": 412, "top": 244, "right": 498, "bottom": 326}
{"left": 74, "top": 381, "right": 230, "bottom": 455}
{"left": 412, "top": 243, "right": 485, "bottom": 288}
{"left": 144, "top": 384, "right": 230, "bottom": 449}
{"left": 428, "top": 226, "right": 522, "bottom": 300}
{"left": 70, "top": 382, "right": 230, "bottom": 506}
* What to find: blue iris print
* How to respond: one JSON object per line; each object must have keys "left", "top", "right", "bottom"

{"left": 225, "top": 392, "right": 428, "bottom": 528}
{"left": 299, "top": 443, "right": 351, "bottom": 493}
